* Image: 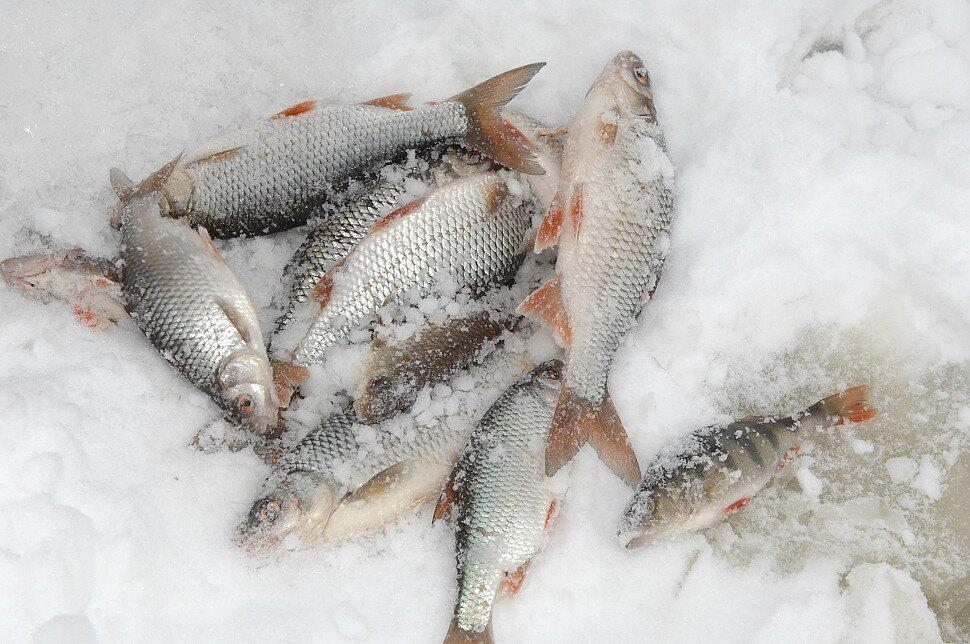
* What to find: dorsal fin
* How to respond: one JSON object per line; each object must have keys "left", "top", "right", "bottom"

{"left": 191, "top": 146, "right": 244, "bottom": 165}
{"left": 270, "top": 99, "right": 318, "bottom": 120}
{"left": 363, "top": 93, "right": 413, "bottom": 111}
{"left": 369, "top": 195, "right": 428, "bottom": 234}
{"left": 109, "top": 168, "right": 136, "bottom": 201}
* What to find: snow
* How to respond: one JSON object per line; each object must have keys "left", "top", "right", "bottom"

{"left": 1, "top": 0, "right": 969, "bottom": 642}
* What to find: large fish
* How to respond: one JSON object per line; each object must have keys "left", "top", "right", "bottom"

{"left": 518, "top": 51, "right": 675, "bottom": 486}
{"left": 617, "top": 386, "right": 878, "bottom": 549}
{"left": 284, "top": 171, "right": 533, "bottom": 367}
{"left": 110, "top": 63, "right": 547, "bottom": 238}
{"left": 118, "top": 181, "right": 278, "bottom": 435}
{"left": 434, "top": 360, "right": 563, "bottom": 644}
{"left": 272, "top": 146, "right": 492, "bottom": 338}
{"left": 355, "top": 310, "right": 517, "bottom": 424}
{"left": 238, "top": 404, "right": 472, "bottom": 548}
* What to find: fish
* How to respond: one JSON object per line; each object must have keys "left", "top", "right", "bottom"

{"left": 284, "top": 171, "right": 533, "bottom": 367}
{"left": 355, "top": 311, "right": 518, "bottom": 424}
{"left": 0, "top": 248, "right": 126, "bottom": 330}
{"left": 109, "top": 63, "right": 547, "bottom": 238}
{"left": 238, "top": 404, "right": 472, "bottom": 549}
{"left": 617, "top": 386, "right": 878, "bottom": 549}
{"left": 434, "top": 360, "right": 563, "bottom": 644}
{"left": 271, "top": 146, "right": 493, "bottom": 338}
{"left": 518, "top": 50, "right": 675, "bottom": 486}
{"left": 117, "top": 176, "right": 278, "bottom": 435}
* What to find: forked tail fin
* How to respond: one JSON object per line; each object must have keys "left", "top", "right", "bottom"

{"left": 451, "top": 63, "right": 546, "bottom": 175}
{"left": 444, "top": 617, "right": 493, "bottom": 644}
{"left": 808, "top": 385, "right": 878, "bottom": 428}
{"left": 546, "top": 385, "right": 642, "bottom": 487}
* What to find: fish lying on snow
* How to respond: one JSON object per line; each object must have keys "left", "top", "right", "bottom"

{"left": 272, "top": 146, "right": 492, "bottom": 338}
{"left": 0, "top": 248, "right": 126, "bottom": 330}
{"left": 280, "top": 171, "right": 533, "bottom": 368}
{"left": 238, "top": 404, "right": 473, "bottom": 548}
{"left": 0, "top": 188, "right": 279, "bottom": 436}
{"left": 617, "top": 386, "right": 878, "bottom": 549}
{"left": 519, "top": 50, "right": 675, "bottom": 486}
{"left": 435, "top": 360, "right": 563, "bottom": 644}
{"left": 355, "top": 310, "right": 518, "bottom": 424}
{"left": 110, "top": 63, "right": 547, "bottom": 238}
{"left": 117, "top": 182, "right": 279, "bottom": 435}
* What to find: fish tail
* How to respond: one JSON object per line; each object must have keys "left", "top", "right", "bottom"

{"left": 451, "top": 62, "right": 546, "bottom": 175}
{"left": 807, "top": 385, "right": 878, "bottom": 428}
{"left": 546, "top": 384, "right": 642, "bottom": 487}
{"left": 444, "top": 617, "right": 493, "bottom": 644}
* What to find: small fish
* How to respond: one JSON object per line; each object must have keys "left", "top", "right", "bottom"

{"left": 0, "top": 248, "right": 125, "bottom": 329}
{"left": 110, "top": 63, "right": 547, "bottom": 238}
{"left": 118, "top": 177, "right": 278, "bottom": 435}
{"left": 519, "top": 51, "right": 675, "bottom": 486}
{"left": 285, "top": 172, "right": 532, "bottom": 367}
{"left": 435, "top": 360, "right": 563, "bottom": 644}
{"left": 617, "top": 386, "right": 878, "bottom": 549}
{"left": 355, "top": 311, "right": 517, "bottom": 424}
{"left": 238, "top": 405, "right": 472, "bottom": 549}
{"left": 272, "top": 146, "right": 492, "bottom": 338}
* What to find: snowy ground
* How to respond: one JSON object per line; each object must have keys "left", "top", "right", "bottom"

{"left": 2, "top": 1, "right": 969, "bottom": 642}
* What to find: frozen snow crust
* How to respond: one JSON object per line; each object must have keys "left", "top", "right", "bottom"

{"left": 1, "top": 0, "right": 968, "bottom": 641}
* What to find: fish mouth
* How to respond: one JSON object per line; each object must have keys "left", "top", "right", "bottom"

{"left": 611, "top": 50, "right": 646, "bottom": 71}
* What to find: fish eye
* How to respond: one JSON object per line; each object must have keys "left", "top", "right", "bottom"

{"left": 235, "top": 394, "right": 255, "bottom": 414}
{"left": 259, "top": 499, "right": 281, "bottom": 523}
{"left": 543, "top": 363, "right": 562, "bottom": 380}
{"left": 463, "top": 151, "right": 481, "bottom": 164}
{"left": 368, "top": 376, "right": 392, "bottom": 394}
{"left": 633, "top": 67, "right": 649, "bottom": 85}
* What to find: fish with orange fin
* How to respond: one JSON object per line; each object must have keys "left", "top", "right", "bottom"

{"left": 618, "top": 387, "right": 878, "bottom": 549}
{"left": 518, "top": 51, "right": 675, "bottom": 486}
{"left": 109, "top": 63, "right": 547, "bottom": 238}
{"left": 435, "top": 361, "right": 564, "bottom": 644}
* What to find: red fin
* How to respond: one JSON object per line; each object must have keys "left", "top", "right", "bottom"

{"left": 566, "top": 184, "right": 585, "bottom": 238}
{"left": 517, "top": 276, "right": 571, "bottom": 347}
{"left": 433, "top": 466, "right": 461, "bottom": 524}
{"left": 534, "top": 197, "right": 564, "bottom": 252}
{"left": 270, "top": 99, "right": 318, "bottom": 119}
{"left": 483, "top": 177, "right": 509, "bottom": 212}
{"left": 811, "top": 385, "right": 878, "bottom": 426}
{"left": 272, "top": 360, "right": 309, "bottom": 409}
{"left": 543, "top": 498, "right": 558, "bottom": 531}
{"left": 547, "top": 386, "right": 642, "bottom": 487}
{"left": 596, "top": 118, "right": 618, "bottom": 144}
{"left": 192, "top": 146, "right": 244, "bottom": 165}
{"left": 724, "top": 497, "right": 751, "bottom": 516}
{"left": 775, "top": 445, "right": 801, "bottom": 473}
{"left": 363, "top": 93, "right": 413, "bottom": 111}
{"left": 444, "top": 618, "right": 493, "bottom": 644}
{"left": 310, "top": 273, "right": 334, "bottom": 308}
{"left": 369, "top": 196, "right": 427, "bottom": 234}
{"left": 500, "top": 561, "right": 530, "bottom": 597}
{"left": 450, "top": 62, "right": 546, "bottom": 175}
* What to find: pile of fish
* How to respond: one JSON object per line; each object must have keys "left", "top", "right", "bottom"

{"left": 1, "top": 51, "right": 878, "bottom": 642}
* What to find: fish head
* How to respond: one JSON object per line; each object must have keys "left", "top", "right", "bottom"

{"left": 437, "top": 146, "right": 495, "bottom": 180}
{"left": 219, "top": 350, "right": 280, "bottom": 435}
{"left": 593, "top": 50, "right": 656, "bottom": 121}
{"left": 355, "top": 369, "right": 416, "bottom": 425}
{"left": 237, "top": 470, "right": 339, "bottom": 552}
{"left": 0, "top": 248, "right": 118, "bottom": 302}
{"left": 618, "top": 479, "right": 698, "bottom": 549}
{"left": 528, "top": 359, "right": 565, "bottom": 404}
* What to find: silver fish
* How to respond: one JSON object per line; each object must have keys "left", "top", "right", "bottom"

{"left": 272, "top": 146, "right": 492, "bottom": 337}
{"left": 119, "top": 189, "right": 278, "bottom": 435}
{"left": 355, "top": 311, "right": 517, "bottom": 424}
{"left": 436, "top": 360, "right": 563, "bottom": 643}
{"left": 238, "top": 404, "right": 472, "bottom": 548}
{"left": 285, "top": 172, "right": 532, "bottom": 367}
{"left": 110, "top": 63, "right": 546, "bottom": 238}
{"left": 618, "top": 386, "right": 878, "bottom": 549}
{"left": 0, "top": 248, "right": 125, "bottom": 329}
{"left": 519, "top": 50, "right": 675, "bottom": 486}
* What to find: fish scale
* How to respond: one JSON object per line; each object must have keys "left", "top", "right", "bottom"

{"left": 445, "top": 361, "right": 562, "bottom": 639}
{"left": 290, "top": 172, "right": 531, "bottom": 366}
